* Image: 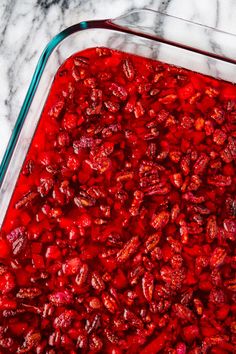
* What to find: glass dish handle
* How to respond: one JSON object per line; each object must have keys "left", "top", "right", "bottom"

{"left": 109, "top": 9, "right": 236, "bottom": 65}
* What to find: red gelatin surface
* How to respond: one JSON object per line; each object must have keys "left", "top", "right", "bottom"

{"left": 0, "top": 47, "right": 236, "bottom": 353}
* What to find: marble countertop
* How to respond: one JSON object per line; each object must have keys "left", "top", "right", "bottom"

{"left": 0, "top": 0, "right": 236, "bottom": 164}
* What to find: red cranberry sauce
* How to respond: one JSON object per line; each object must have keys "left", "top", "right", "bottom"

{"left": 0, "top": 47, "right": 235, "bottom": 353}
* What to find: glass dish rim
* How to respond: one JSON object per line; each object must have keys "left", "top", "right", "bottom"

{"left": 1, "top": 8, "right": 236, "bottom": 187}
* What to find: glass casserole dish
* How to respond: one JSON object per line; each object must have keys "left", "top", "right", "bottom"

{"left": 0, "top": 9, "right": 235, "bottom": 353}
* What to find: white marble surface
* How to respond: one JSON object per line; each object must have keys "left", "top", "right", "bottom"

{"left": 0, "top": 0, "right": 236, "bottom": 164}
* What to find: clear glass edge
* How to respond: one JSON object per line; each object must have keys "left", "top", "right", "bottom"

{"left": 1, "top": 8, "right": 236, "bottom": 187}
{"left": 111, "top": 9, "right": 236, "bottom": 65}
{"left": 115, "top": 8, "right": 236, "bottom": 37}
